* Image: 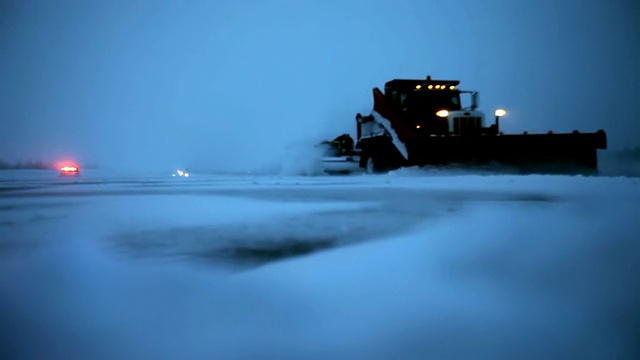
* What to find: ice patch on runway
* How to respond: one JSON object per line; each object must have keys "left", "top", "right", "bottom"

{"left": 109, "top": 204, "right": 430, "bottom": 269}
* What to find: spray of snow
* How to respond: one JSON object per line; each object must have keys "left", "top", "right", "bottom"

{"left": 273, "top": 140, "right": 327, "bottom": 176}
{"left": 599, "top": 147, "right": 640, "bottom": 177}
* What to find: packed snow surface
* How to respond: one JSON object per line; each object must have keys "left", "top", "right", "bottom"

{"left": 1, "top": 169, "right": 639, "bottom": 359}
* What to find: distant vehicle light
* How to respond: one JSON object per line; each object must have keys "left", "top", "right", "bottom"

{"left": 449, "top": 85, "right": 456, "bottom": 90}
{"left": 59, "top": 166, "right": 79, "bottom": 175}
{"left": 435, "top": 85, "right": 441, "bottom": 89}
{"left": 494, "top": 109, "right": 507, "bottom": 117}
{"left": 428, "top": 85, "right": 433, "bottom": 89}
{"left": 173, "top": 169, "right": 190, "bottom": 178}
{"left": 415, "top": 84, "right": 422, "bottom": 90}
{"left": 416, "top": 125, "right": 421, "bottom": 129}
{"left": 436, "top": 110, "right": 449, "bottom": 118}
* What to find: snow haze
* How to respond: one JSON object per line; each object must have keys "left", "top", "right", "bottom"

{"left": 2, "top": 4, "right": 639, "bottom": 356}
{"left": 1, "top": 0, "right": 639, "bottom": 173}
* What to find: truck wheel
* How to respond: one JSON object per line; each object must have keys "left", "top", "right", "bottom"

{"left": 365, "top": 155, "right": 386, "bottom": 174}
{"left": 365, "top": 156, "right": 376, "bottom": 174}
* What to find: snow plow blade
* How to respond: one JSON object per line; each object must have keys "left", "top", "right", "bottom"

{"left": 403, "top": 130, "right": 607, "bottom": 171}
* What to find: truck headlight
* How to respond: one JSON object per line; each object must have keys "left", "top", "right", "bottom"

{"left": 494, "top": 109, "right": 507, "bottom": 117}
{"left": 436, "top": 110, "right": 449, "bottom": 118}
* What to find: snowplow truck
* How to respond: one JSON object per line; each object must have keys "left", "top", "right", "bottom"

{"left": 323, "top": 75, "right": 607, "bottom": 173}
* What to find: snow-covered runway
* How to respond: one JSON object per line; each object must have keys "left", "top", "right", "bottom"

{"left": 1, "top": 169, "right": 639, "bottom": 359}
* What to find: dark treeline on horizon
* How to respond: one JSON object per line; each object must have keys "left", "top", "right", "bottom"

{"left": 0, "top": 159, "right": 53, "bottom": 170}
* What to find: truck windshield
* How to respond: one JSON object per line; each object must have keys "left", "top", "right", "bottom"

{"left": 405, "top": 90, "right": 461, "bottom": 114}
{"left": 387, "top": 89, "right": 463, "bottom": 135}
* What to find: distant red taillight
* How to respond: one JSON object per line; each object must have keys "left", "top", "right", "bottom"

{"left": 60, "top": 166, "right": 79, "bottom": 174}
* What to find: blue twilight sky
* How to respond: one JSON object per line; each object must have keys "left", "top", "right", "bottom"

{"left": 1, "top": 0, "right": 639, "bottom": 172}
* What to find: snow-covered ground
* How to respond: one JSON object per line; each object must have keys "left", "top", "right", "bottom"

{"left": 1, "top": 169, "right": 639, "bottom": 359}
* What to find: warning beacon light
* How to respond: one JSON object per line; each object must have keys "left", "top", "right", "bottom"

{"left": 59, "top": 165, "right": 80, "bottom": 175}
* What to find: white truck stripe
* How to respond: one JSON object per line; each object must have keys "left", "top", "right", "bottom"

{"left": 371, "top": 111, "right": 409, "bottom": 160}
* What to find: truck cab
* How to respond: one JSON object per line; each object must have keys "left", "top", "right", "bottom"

{"left": 383, "top": 76, "right": 488, "bottom": 136}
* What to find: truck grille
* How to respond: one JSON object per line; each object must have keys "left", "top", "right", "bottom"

{"left": 453, "top": 117, "right": 481, "bottom": 135}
